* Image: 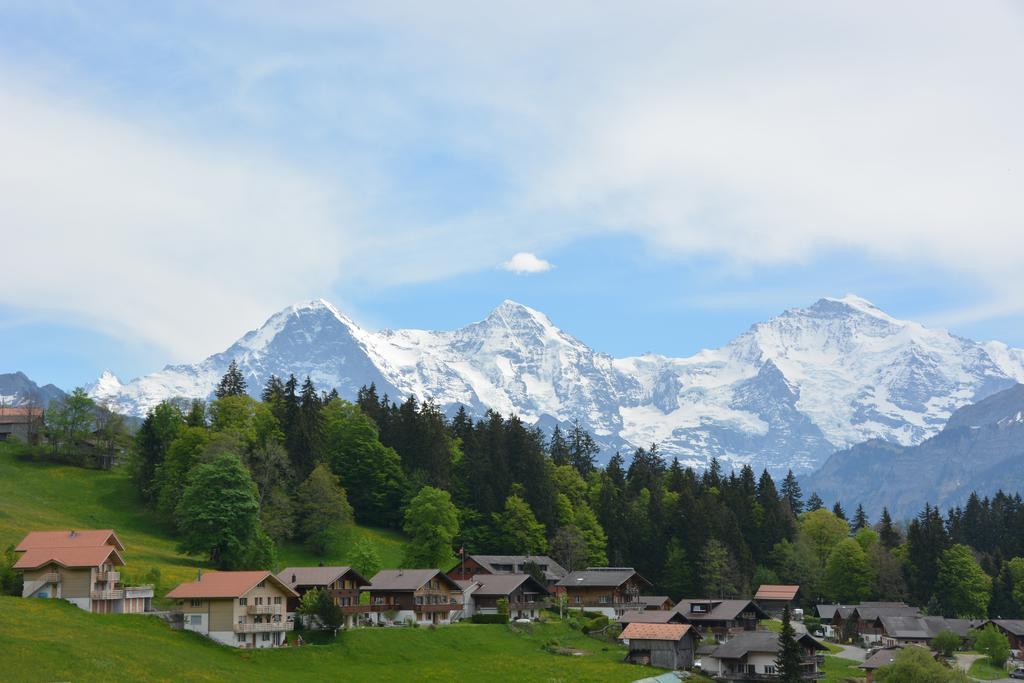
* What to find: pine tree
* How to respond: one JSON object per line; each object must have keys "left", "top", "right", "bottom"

{"left": 852, "top": 504, "right": 869, "bottom": 532}
{"left": 775, "top": 605, "right": 804, "bottom": 682}
{"left": 832, "top": 501, "right": 847, "bottom": 521}
{"left": 568, "top": 419, "right": 599, "bottom": 476}
{"left": 780, "top": 469, "right": 803, "bottom": 514}
{"left": 549, "top": 425, "right": 570, "bottom": 466}
{"left": 807, "top": 492, "right": 824, "bottom": 512}
{"left": 214, "top": 360, "right": 247, "bottom": 399}
{"left": 878, "top": 507, "right": 902, "bottom": 548}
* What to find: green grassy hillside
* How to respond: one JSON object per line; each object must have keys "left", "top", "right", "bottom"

{"left": 0, "top": 446, "right": 406, "bottom": 591}
{"left": 0, "top": 597, "right": 655, "bottom": 682}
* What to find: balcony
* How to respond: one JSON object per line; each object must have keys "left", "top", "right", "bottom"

{"left": 234, "top": 621, "right": 294, "bottom": 633}
{"left": 415, "top": 603, "right": 458, "bottom": 613}
{"left": 246, "top": 605, "right": 281, "bottom": 615}
{"left": 95, "top": 570, "right": 120, "bottom": 582}
{"left": 124, "top": 585, "right": 155, "bottom": 599}
{"left": 340, "top": 604, "right": 373, "bottom": 614}
{"left": 91, "top": 589, "right": 124, "bottom": 600}
{"left": 803, "top": 654, "right": 826, "bottom": 665}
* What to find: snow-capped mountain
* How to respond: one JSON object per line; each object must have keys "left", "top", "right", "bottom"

{"left": 0, "top": 371, "right": 66, "bottom": 408}
{"left": 88, "top": 295, "right": 1024, "bottom": 475}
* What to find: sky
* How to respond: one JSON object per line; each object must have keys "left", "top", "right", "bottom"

{"left": 1, "top": 1, "right": 1023, "bottom": 390}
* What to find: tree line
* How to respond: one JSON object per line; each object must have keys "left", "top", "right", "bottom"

{"left": 123, "top": 363, "right": 1024, "bottom": 619}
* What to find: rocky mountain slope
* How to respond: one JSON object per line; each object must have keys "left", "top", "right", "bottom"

{"left": 803, "top": 383, "right": 1024, "bottom": 519}
{"left": 87, "top": 295, "right": 1024, "bottom": 475}
{"left": 0, "top": 372, "right": 66, "bottom": 408}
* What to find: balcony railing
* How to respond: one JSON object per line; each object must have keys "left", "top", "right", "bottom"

{"left": 803, "top": 654, "right": 826, "bottom": 665}
{"left": 124, "top": 585, "right": 155, "bottom": 598}
{"left": 91, "top": 589, "right": 124, "bottom": 600}
{"left": 95, "top": 570, "right": 120, "bottom": 582}
{"left": 415, "top": 603, "right": 458, "bottom": 613}
{"left": 246, "top": 605, "right": 281, "bottom": 615}
{"left": 340, "top": 604, "right": 373, "bottom": 614}
{"left": 234, "top": 621, "right": 294, "bottom": 633}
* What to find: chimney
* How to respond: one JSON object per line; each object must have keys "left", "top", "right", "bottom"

{"left": 197, "top": 568, "right": 203, "bottom": 581}
{"left": 292, "top": 573, "right": 296, "bottom": 584}
{"left": 70, "top": 530, "right": 77, "bottom": 537}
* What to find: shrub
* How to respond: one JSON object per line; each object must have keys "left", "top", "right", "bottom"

{"left": 581, "top": 615, "right": 609, "bottom": 634}
{"left": 932, "top": 629, "right": 961, "bottom": 658}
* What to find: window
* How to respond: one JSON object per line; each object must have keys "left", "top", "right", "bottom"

{"left": 573, "top": 595, "right": 581, "bottom": 604}
{"left": 237, "top": 634, "right": 246, "bottom": 643}
{"left": 599, "top": 595, "right": 610, "bottom": 604}
{"left": 239, "top": 597, "right": 247, "bottom": 606}
{"left": 255, "top": 596, "right": 263, "bottom": 605}
{"left": 190, "top": 600, "right": 202, "bottom": 608}
{"left": 764, "top": 665, "right": 777, "bottom": 674}
{"left": 189, "top": 615, "right": 202, "bottom": 626}
{"left": 691, "top": 603, "right": 707, "bottom": 613}
{"left": 262, "top": 632, "right": 270, "bottom": 642}
{"left": 274, "top": 596, "right": 282, "bottom": 605}
{"left": 257, "top": 580, "right": 266, "bottom": 588}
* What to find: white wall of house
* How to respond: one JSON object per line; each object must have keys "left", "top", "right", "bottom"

{"left": 371, "top": 609, "right": 454, "bottom": 626}
{"left": 704, "top": 652, "right": 781, "bottom": 677}
{"left": 66, "top": 597, "right": 91, "bottom": 611}
{"left": 183, "top": 612, "right": 208, "bottom": 634}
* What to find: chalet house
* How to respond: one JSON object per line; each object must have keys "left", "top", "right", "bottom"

{"left": 986, "top": 620, "right": 1024, "bottom": 651}
{"left": 448, "top": 554, "right": 568, "bottom": 590}
{"left": 638, "top": 595, "right": 675, "bottom": 611}
{"left": 824, "top": 602, "right": 922, "bottom": 644}
{"left": 701, "top": 630, "right": 828, "bottom": 681}
{"left": 166, "top": 570, "right": 297, "bottom": 648}
{"left": 858, "top": 646, "right": 901, "bottom": 683}
{"left": 14, "top": 529, "right": 153, "bottom": 613}
{"left": 367, "top": 569, "right": 463, "bottom": 626}
{"left": 619, "top": 622, "right": 699, "bottom": 670}
{"left": 0, "top": 406, "right": 44, "bottom": 443}
{"left": 556, "top": 567, "right": 653, "bottom": 619}
{"left": 673, "top": 598, "right": 768, "bottom": 638}
{"left": 276, "top": 566, "right": 371, "bottom": 628}
{"left": 459, "top": 573, "right": 549, "bottom": 620}
{"left": 754, "top": 584, "right": 801, "bottom": 617}
{"left": 876, "top": 615, "right": 985, "bottom": 648}
{"left": 618, "top": 609, "right": 689, "bottom": 627}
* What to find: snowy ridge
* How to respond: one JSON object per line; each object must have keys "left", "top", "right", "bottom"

{"left": 88, "top": 295, "right": 1024, "bottom": 475}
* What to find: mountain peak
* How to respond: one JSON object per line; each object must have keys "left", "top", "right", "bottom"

{"left": 486, "top": 299, "right": 553, "bottom": 325}
{"left": 806, "top": 294, "right": 902, "bottom": 324}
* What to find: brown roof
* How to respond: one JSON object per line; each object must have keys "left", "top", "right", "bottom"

{"left": 619, "top": 623, "right": 693, "bottom": 642}
{"left": 859, "top": 647, "right": 901, "bottom": 670}
{"left": 277, "top": 566, "right": 371, "bottom": 590}
{"left": 618, "top": 610, "right": 683, "bottom": 625}
{"left": 369, "top": 569, "right": 461, "bottom": 592}
{"left": 15, "top": 545, "right": 124, "bottom": 570}
{"left": 166, "top": 571, "right": 299, "bottom": 599}
{"left": 16, "top": 529, "right": 125, "bottom": 552}
{"left": 0, "top": 407, "right": 44, "bottom": 422}
{"left": 755, "top": 584, "right": 800, "bottom": 601}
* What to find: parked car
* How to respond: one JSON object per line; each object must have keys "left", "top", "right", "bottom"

{"left": 1009, "top": 667, "right": 1024, "bottom": 679}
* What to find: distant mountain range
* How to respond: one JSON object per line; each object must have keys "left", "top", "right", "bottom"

{"left": 0, "top": 372, "right": 66, "bottom": 408}
{"left": 804, "top": 382, "right": 1024, "bottom": 519}
{"left": 81, "top": 295, "right": 1024, "bottom": 477}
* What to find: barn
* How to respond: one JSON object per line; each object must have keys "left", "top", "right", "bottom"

{"left": 619, "top": 622, "right": 698, "bottom": 670}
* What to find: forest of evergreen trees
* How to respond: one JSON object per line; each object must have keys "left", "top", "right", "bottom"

{"left": 126, "top": 363, "right": 1024, "bottom": 619}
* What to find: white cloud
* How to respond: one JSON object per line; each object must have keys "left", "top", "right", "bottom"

{"left": 0, "top": 74, "right": 351, "bottom": 362}
{"left": 501, "top": 252, "right": 553, "bottom": 274}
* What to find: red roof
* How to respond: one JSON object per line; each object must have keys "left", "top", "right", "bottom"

{"left": 15, "top": 545, "right": 124, "bottom": 570}
{"left": 0, "top": 407, "right": 44, "bottom": 421}
{"left": 16, "top": 529, "right": 124, "bottom": 552}
{"left": 619, "top": 623, "right": 693, "bottom": 641}
{"left": 755, "top": 584, "right": 800, "bottom": 601}
{"left": 166, "top": 571, "right": 299, "bottom": 599}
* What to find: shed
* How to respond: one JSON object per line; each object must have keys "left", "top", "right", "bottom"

{"left": 619, "top": 622, "right": 697, "bottom": 670}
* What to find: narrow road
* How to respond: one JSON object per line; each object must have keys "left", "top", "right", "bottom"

{"left": 954, "top": 653, "right": 1015, "bottom": 682}
{"left": 836, "top": 644, "right": 867, "bottom": 662}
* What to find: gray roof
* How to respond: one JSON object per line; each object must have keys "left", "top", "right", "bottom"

{"left": 619, "top": 610, "right": 685, "bottom": 625}
{"left": 992, "top": 619, "right": 1024, "bottom": 636}
{"left": 556, "top": 567, "right": 652, "bottom": 589}
{"left": 277, "top": 566, "right": 370, "bottom": 590}
{"left": 854, "top": 604, "right": 922, "bottom": 620}
{"left": 877, "top": 615, "right": 982, "bottom": 640}
{"left": 859, "top": 646, "right": 901, "bottom": 670}
{"left": 638, "top": 595, "right": 673, "bottom": 609}
{"left": 674, "top": 598, "right": 769, "bottom": 622}
{"left": 467, "top": 555, "right": 567, "bottom": 580}
{"left": 368, "top": 569, "right": 460, "bottom": 592}
{"left": 709, "top": 631, "right": 827, "bottom": 659}
{"left": 469, "top": 573, "right": 548, "bottom": 597}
